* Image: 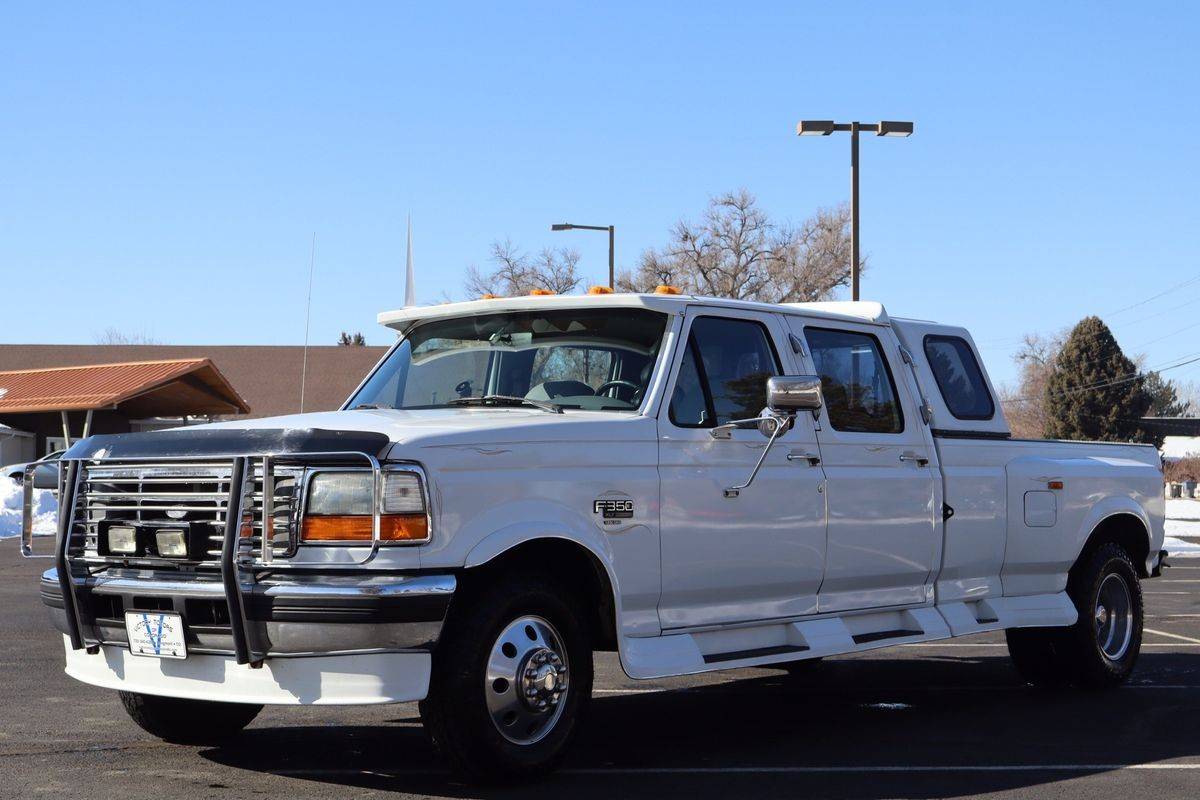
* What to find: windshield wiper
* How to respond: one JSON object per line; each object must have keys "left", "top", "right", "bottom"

{"left": 448, "top": 395, "right": 563, "bottom": 414}
{"left": 350, "top": 403, "right": 391, "bottom": 410}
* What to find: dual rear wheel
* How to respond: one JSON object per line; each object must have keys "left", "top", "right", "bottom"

{"left": 1006, "top": 542, "right": 1144, "bottom": 689}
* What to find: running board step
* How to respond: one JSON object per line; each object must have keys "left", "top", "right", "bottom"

{"left": 851, "top": 629, "right": 923, "bottom": 645}
{"left": 702, "top": 644, "right": 810, "bottom": 664}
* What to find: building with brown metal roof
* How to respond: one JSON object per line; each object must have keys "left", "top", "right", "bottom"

{"left": 0, "top": 344, "right": 387, "bottom": 464}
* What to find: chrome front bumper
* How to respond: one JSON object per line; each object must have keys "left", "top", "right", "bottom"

{"left": 41, "top": 567, "right": 455, "bottom": 657}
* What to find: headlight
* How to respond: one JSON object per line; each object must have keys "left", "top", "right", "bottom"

{"left": 301, "top": 469, "right": 429, "bottom": 544}
{"left": 307, "top": 472, "right": 374, "bottom": 516}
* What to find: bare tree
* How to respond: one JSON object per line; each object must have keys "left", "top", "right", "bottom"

{"left": 616, "top": 190, "right": 860, "bottom": 302}
{"left": 465, "top": 239, "right": 583, "bottom": 297}
{"left": 94, "top": 327, "right": 161, "bottom": 345}
{"left": 999, "top": 332, "right": 1065, "bottom": 439}
{"left": 1170, "top": 379, "right": 1200, "bottom": 416}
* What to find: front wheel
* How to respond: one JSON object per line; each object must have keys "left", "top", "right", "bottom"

{"left": 419, "top": 572, "right": 593, "bottom": 782}
{"left": 1006, "top": 542, "right": 1143, "bottom": 689}
{"left": 118, "top": 692, "right": 261, "bottom": 744}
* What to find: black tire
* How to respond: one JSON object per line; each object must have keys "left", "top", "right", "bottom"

{"left": 777, "top": 657, "right": 825, "bottom": 675}
{"left": 419, "top": 571, "right": 593, "bottom": 782}
{"left": 1005, "top": 627, "right": 1073, "bottom": 688}
{"left": 1006, "top": 542, "right": 1143, "bottom": 690}
{"left": 118, "top": 691, "right": 261, "bottom": 745}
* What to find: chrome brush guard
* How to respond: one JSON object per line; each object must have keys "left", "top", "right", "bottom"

{"left": 23, "top": 427, "right": 394, "bottom": 666}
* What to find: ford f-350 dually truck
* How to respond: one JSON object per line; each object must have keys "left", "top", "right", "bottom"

{"left": 23, "top": 293, "right": 1166, "bottom": 780}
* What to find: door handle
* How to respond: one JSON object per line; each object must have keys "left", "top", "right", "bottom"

{"left": 899, "top": 451, "right": 929, "bottom": 467}
{"left": 787, "top": 451, "right": 822, "bottom": 466}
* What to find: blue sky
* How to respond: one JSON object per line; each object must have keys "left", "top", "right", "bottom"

{"left": 3, "top": 2, "right": 1198, "bottom": 386}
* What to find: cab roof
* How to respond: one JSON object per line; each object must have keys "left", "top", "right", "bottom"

{"left": 378, "top": 294, "right": 891, "bottom": 331}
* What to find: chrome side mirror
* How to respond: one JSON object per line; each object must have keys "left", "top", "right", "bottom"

{"left": 708, "top": 375, "right": 824, "bottom": 498}
{"left": 767, "top": 375, "right": 823, "bottom": 413}
{"left": 20, "top": 465, "right": 51, "bottom": 559}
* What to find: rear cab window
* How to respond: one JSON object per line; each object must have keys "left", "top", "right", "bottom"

{"left": 805, "top": 327, "right": 904, "bottom": 434}
{"left": 922, "top": 335, "right": 995, "bottom": 420}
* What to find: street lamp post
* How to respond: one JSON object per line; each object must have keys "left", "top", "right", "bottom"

{"left": 551, "top": 223, "right": 615, "bottom": 289}
{"left": 796, "top": 120, "right": 914, "bottom": 301}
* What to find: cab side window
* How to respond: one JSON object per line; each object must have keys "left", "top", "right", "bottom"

{"left": 805, "top": 327, "right": 904, "bottom": 434}
{"left": 669, "top": 317, "right": 781, "bottom": 428}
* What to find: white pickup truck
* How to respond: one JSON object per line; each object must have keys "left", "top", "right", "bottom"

{"left": 26, "top": 292, "right": 1166, "bottom": 780}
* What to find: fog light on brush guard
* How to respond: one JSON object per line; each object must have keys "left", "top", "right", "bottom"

{"left": 301, "top": 470, "right": 428, "bottom": 543}
{"left": 108, "top": 526, "right": 137, "bottom": 554}
{"left": 155, "top": 529, "right": 188, "bottom": 558}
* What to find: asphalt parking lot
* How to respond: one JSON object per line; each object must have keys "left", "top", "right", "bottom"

{"left": 3, "top": 539, "right": 1200, "bottom": 800}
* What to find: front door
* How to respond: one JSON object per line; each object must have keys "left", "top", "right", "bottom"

{"left": 791, "top": 319, "right": 940, "bottom": 613}
{"left": 657, "top": 309, "right": 828, "bottom": 629}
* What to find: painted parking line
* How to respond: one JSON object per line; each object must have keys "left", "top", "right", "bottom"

{"left": 271, "top": 763, "right": 1200, "bottom": 778}
{"left": 1145, "top": 627, "right": 1200, "bottom": 645}
{"left": 591, "top": 684, "right": 1200, "bottom": 695}
{"left": 899, "top": 642, "right": 1200, "bottom": 648}
{"left": 562, "top": 763, "right": 1200, "bottom": 775}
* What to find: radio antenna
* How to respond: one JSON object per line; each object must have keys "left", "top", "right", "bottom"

{"left": 300, "top": 232, "right": 316, "bottom": 413}
{"left": 404, "top": 214, "right": 416, "bottom": 307}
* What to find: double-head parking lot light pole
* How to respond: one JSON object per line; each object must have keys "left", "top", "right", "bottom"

{"left": 551, "top": 223, "right": 615, "bottom": 289}
{"left": 796, "top": 120, "right": 914, "bottom": 301}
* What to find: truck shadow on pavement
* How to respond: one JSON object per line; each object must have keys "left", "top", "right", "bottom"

{"left": 199, "top": 653, "right": 1200, "bottom": 799}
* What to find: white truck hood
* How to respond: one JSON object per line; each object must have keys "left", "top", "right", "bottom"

{"left": 196, "top": 407, "right": 647, "bottom": 452}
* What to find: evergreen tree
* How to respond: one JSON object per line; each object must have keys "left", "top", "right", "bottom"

{"left": 1144, "top": 370, "right": 1188, "bottom": 417}
{"left": 1043, "top": 316, "right": 1153, "bottom": 443}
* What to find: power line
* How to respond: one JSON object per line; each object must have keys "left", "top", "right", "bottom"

{"left": 976, "top": 279, "right": 1200, "bottom": 350}
{"left": 1104, "top": 272, "right": 1200, "bottom": 318}
{"left": 978, "top": 294, "right": 1200, "bottom": 352}
{"left": 1128, "top": 319, "right": 1200, "bottom": 351}
{"left": 1004, "top": 351, "right": 1200, "bottom": 405}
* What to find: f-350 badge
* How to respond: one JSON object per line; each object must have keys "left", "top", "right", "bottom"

{"left": 593, "top": 491, "right": 635, "bottom": 530}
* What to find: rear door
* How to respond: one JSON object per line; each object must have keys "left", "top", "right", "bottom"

{"left": 789, "top": 318, "right": 940, "bottom": 612}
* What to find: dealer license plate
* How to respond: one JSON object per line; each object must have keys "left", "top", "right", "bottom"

{"left": 125, "top": 611, "right": 187, "bottom": 659}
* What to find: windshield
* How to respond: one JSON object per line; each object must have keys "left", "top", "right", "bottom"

{"left": 349, "top": 308, "right": 669, "bottom": 412}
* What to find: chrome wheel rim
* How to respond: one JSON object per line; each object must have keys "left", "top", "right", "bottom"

{"left": 484, "top": 615, "right": 570, "bottom": 745}
{"left": 1094, "top": 573, "right": 1133, "bottom": 661}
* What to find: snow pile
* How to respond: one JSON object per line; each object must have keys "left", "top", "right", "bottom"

{"left": 0, "top": 477, "right": 56, "bottom": 540}
{"left": 1165, "top": 498, "right": 1200, "bottom": 557}
{"left": 1162, "top": 436, "right": 1200, "bottom": 462}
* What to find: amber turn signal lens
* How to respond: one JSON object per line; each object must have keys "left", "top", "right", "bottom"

{"left": 301, "top": 514, "right": 428, "bottom": 543}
